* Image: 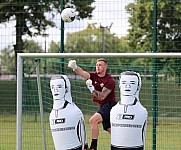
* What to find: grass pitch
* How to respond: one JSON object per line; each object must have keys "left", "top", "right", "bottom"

{"left": 0, "top": 114, "right": 181, "bottom": 150}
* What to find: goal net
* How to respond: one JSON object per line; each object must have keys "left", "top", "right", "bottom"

{"left": 17, "top": 53, "right": 181, "bottom": 150}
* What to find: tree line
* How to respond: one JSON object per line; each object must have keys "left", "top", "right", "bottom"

{"left": 0, "top": 0, "right": 180, "bottom": 84}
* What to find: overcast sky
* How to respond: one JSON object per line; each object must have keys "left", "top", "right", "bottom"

{"left": 0, "top": 0, "right": 134, "bottom": 51}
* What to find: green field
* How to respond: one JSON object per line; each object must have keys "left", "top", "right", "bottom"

{"left": 1, "top": 114, "right": 181, "bottom": 150}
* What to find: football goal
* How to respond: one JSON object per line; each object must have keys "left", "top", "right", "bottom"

{"left": 16, "top": 53, "right": 181, "bottom": 150}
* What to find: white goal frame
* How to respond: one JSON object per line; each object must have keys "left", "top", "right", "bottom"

{"left": 16, "top": 52, "right": 181, "bottom": 150}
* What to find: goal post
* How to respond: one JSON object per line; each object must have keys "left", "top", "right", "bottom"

{"left": 35, "top": 59, "right": 47, "bottom": 150}
{"left": 17, "top": 53, "right": 181, "bottom": 150}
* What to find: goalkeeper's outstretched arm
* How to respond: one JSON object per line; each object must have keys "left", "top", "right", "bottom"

{"left": 68, "top": 60, "right": 90, "bottom": 79}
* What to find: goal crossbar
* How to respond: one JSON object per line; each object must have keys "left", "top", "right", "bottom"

{"left": 17, "top": 52, "right": 181, "bottom": 58}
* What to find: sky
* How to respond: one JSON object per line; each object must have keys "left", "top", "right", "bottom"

{"left": 0, "top": 0, "right": 134, "bottom": 51}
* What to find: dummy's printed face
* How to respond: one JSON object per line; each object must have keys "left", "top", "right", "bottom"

{"left": 120, "top": 75, "right": 139, "bottom": 96}
{"left": 50, "top": 79, "right": 66, "bottom": 100}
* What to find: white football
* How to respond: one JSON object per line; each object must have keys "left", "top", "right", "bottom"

{"left": 61, "top": 8, "right": 76, "bottom": 23}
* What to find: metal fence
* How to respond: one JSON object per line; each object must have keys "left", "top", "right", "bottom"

{"left": 0, "top": 0, "right": 180, "bottom": 150}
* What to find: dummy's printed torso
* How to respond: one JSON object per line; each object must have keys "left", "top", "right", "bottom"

{"left": 110, "top": 101, "right": 147, "bottom": 149}
{"left": 50, "top": 103, "right": 84, "bottom": 150}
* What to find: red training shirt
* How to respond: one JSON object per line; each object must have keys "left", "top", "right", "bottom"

{"left": 89, "top": 72, "right": 116, "bottom": 106}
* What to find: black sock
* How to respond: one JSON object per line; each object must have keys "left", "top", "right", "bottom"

{"left": 84, "top": 143, "right": 88, "bottom": 149}
{"left": 90, "top": 139, "right": 97, "bottom": 149}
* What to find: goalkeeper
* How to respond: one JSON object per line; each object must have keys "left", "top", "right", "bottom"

{"left": 49, "top": 75, "right": 88, "bottom": 150}
{"left": 110, "top": 71, "right": 148, "bottom": 150}
{"left": 68, "top": 58, "right": 117, "bottom": 150}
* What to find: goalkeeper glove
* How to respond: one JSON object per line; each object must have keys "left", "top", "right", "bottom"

{"left": 86, "top": 79, "right": 95, "bottom": 93}
{"left": 68, "top": 60, "right": 78, "bottom": 70}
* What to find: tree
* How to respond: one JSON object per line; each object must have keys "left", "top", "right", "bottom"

{"left": 126, "top": 1, "right": 154, "bottom": 52}
{"left": 0, "top": 0, "right": 95, "bottom": 70}
{"left": 22, "top": 39, "right": 44, "bottom": 74}
{"left": 23, "top": 39, "right": 42, "bottom": 53}
{"left": 0, "top": 46, "right": 15, "bottom": 75}
{"left": 126, "top": 0, "right": 181, "bottom": 84}
{"left": 65, "top": 23, "right": 128, "bottom": 53}
{"left": 49, "top": 41, "right": 60, "bottom": 53}
{"left": 126, "top": 0, "right": 181, "bottom": 53}
{"left": 0, "top": 40, "right": 43, "bottom": 75}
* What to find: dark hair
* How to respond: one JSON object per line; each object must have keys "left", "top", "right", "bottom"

{"left": 96, "top": 58, "right": 107, "bottom": 64}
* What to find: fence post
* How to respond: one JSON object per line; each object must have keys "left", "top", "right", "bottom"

{"left": 152, "top": 0, "right": 158, "bottom": 149}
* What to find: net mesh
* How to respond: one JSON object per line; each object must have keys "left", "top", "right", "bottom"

{"left": 20, "top": 56, "right": 181, "bottom": 150}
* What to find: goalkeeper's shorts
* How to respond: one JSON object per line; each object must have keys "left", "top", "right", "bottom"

{"left": 98, "top": 101, "right": 117, "bottom": 131}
